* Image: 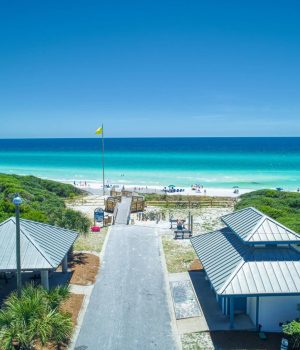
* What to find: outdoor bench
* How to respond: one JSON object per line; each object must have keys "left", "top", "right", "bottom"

{"left": 174, "top": 230, "right": 192, "bottom": 239}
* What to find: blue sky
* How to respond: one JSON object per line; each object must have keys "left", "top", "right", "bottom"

{"left": 0, "top": 0, "right": 299, "bottom": 137}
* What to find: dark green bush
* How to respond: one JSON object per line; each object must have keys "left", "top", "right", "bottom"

{"left": 282, "top": 320, "right": 300, "bottom": 350}
{"left": 236, "top": 189, "right": 300, "bottom": 232}
{"left": 0, "top": 174, "right": 91, "bottom": 233}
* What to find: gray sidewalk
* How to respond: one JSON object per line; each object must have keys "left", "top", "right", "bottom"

{"left": 75, "top": 225, "right": 177, "bottom": 350}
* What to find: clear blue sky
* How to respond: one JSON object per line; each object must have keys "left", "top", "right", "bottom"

{"left": 0, "top": 0, "right": 299, "bottom": 137}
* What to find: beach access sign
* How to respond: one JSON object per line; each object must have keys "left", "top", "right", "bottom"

{"left": 94, "top": 208, "right": 104, "bottom": 222}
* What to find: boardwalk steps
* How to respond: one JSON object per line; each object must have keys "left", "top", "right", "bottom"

{"left": 114, "top": 197, "right": 132, "bottom": 225}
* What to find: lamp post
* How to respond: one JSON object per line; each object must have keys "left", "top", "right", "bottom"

{"left": 13, "top": 193, "right": 22, "bottom": 297}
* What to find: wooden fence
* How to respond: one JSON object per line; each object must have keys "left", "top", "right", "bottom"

{"left": 145, "top": 199, "right": 236, "bottom": 208}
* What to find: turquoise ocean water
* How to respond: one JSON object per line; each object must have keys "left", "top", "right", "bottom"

{"left": 1, "top": 138, "right": 300, "bottom": 190}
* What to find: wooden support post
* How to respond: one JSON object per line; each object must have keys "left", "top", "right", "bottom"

{"left": 41, "top": 270, "right": 49, "bottom": 291}
{"left": 62, "top": 254, "right": 68, "bottom": 273}
{"left": 230, "top": 297, "right": 234, "bottom": 329}
{"left": 256, "top": 296, "right": 260, "bottom": 330}
{"left": 224, "top": 297, "right": 228, "bottom": 315}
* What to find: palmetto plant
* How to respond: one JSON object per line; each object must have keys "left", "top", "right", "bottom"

{"left": 282, "top": 320, "right": 300, "bottom": 350}
{"left": 0, "top": 283, "right": 73, "bottom": 350}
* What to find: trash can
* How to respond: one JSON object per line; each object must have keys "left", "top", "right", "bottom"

{"left": 280, "top": 338, "right": 288, "bottom": 350}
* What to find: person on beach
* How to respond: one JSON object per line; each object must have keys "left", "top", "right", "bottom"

{"left": 177, "top": 220, "right": 183, "bottom": 230}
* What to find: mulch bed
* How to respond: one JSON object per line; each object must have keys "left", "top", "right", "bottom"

{"left": 188, "top": 258, "right": 203, "bottom": 271}
{"left": 210, "top": 331, "right": 283, "bottom": 350}
{"left": 69, "top": 252, "right": 100, "bottom": 285}
{"left": 61, "top": 293, "right": 84, "bottom": 325}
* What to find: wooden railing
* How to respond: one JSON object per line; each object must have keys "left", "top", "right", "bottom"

{"left": 145, "top": 199, "right": 236, "bottom": 208}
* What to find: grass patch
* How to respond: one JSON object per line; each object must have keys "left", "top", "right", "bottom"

{"left": 162, "top": 235, "right": 196, "bottom": 273}
{"left": 74, "top": 227, "right": 108, "bottom": 253}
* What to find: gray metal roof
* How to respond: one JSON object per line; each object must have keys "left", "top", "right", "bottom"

{"left": 191, "top": 228, "right": 300, "bottom": 296}
{"left": 191, "top": 228, "right": 245, "bottom": 293}
{"left": 0, "top": 217, "right": 78, "bottom": 271}
{"left": 221, "top": 207, "right": 300, "bottom": 244}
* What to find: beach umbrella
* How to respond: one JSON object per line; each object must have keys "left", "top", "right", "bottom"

{"left": 233, "top": 186, "right": 239, "bottom": 189}
{"left": 168, "top": 185, "right": 175, "bottom": 188}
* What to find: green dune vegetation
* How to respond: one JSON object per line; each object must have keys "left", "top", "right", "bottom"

{"left": 0, "top": 174, "right": 91, "bottom": 234}
{"left": 236, "top": 189, "right": 300, "bottom": 232}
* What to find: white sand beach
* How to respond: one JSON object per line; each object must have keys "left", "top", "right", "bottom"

{"left": 63, "top": 180, "right": 253, "bottom": 197}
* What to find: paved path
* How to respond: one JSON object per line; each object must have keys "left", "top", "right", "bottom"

{"left": 75, "top": 225, "right": 177, "bottom": 350}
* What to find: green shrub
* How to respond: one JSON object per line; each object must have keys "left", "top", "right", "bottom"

{"left": 236, "top": 189, "right": 300, "bottom": 232}
{"left": 282, "top": 320, "right": 300, "bottom": 350}
{"left": 0, "top": 174, "right": 91, "bottom": 233}
{"left": 0, "top": 283, "right": 73, "bottom": 349}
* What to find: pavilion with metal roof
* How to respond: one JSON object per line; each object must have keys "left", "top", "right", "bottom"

{"left": 221, "top": 207, "right": 300, "bottom": 244}
{"left": 0, "top": 217, "right": 78, "bottom": 290}
{"left": 191, "top": 207, "right": 300, "bottom": 332}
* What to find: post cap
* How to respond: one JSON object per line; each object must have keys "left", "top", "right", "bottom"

{"left": 13, "top": 194, "right": 22, "bottom": 206}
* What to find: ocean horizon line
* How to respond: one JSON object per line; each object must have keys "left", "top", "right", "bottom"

{"left": 1, "top": 136, "right": 300, "bottom": 140}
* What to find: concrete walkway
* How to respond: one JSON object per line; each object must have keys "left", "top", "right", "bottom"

{"left": 169, "top": 271, "right": 255, "bottom": 335}
{"left": 75, "top": 225, "right": 177, "bottom": 350}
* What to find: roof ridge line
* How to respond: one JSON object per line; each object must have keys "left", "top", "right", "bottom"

{"left": 0, "top": 217, "right": 16, "bottom": 227}
{"left": 245, "top": 215, "right": 267, "bottom": 242}
{"left": 219, "top": 259, "right": 246, "bottom": 295}
{"left": 219, "top": 242, "right": 255, "bottom": 294}
{"left": 20, "top": 217, "right": 78, "bottom": 234}
{"left": 191, "top": 228, "right": 227, "bottom": 240}
{"left": 263, "top": 215, "right": 300, "bottom": 237}
{"left": 245, "top": 207, "right": 300, "bottom": 237}
{"left": 246, "top": 214, "right": 300, "bottom": 242}
{"left": 19, "top": 221, "right": 55, "bottom": 268}
{"left": 221, "top": 206, "right": 252, "bottom": 220}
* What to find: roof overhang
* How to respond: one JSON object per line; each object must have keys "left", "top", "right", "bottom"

{"left": 0, "top": 267, "right": 55, "bottom": 272}
{"left": 217, "top": 292, "right": 300, "bottom": 298}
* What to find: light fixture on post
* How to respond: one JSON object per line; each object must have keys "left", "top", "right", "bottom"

{"left": 13, "top": 193, "right": 22, "bottom": 297}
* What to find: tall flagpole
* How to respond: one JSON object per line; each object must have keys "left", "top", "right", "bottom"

{"left": 101, "top": 123, "right": 105, "bottom": 196}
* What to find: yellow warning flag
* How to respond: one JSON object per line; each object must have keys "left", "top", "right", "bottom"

{"left": 95, "top": 127, "right": 103, "bottom": 135}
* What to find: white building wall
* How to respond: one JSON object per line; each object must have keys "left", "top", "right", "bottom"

{"left": 258, "top": 296, "right": 300, "bottom": 332}
{"left": 247, "top": 297, "right": 257, "bottom": 325}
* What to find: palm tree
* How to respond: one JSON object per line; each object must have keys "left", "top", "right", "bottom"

{"left": 0, "top": 283, "right": 73, "bottom": 350}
